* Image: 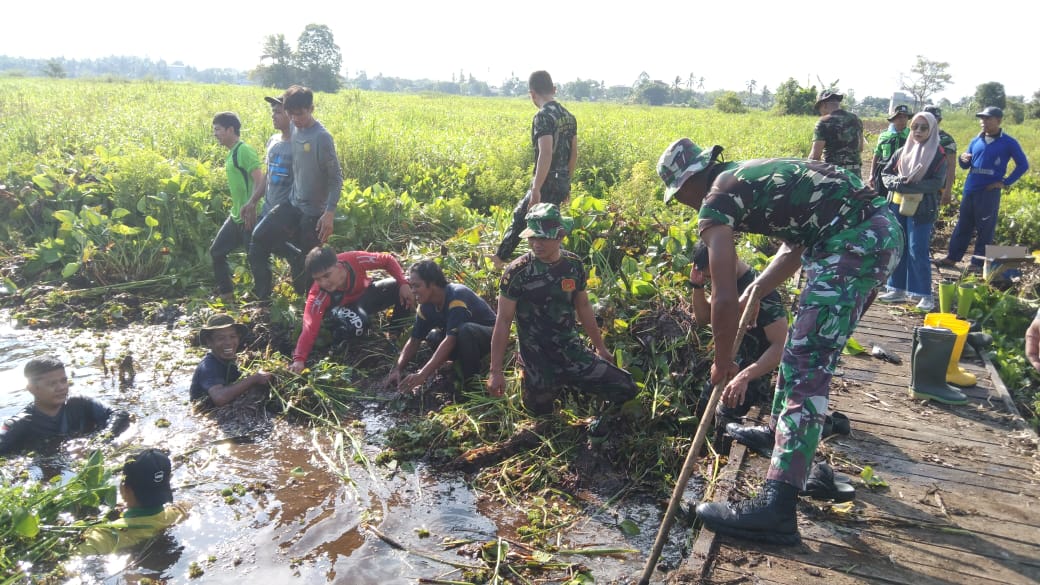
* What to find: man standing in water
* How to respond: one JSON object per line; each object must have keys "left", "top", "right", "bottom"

{"left": 657, "top": 138, "right": 901, "bottom": 543}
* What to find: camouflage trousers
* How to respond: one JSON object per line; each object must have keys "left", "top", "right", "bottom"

{"left": 519, "top": 343, "right": 637, "bottom": 416}
{"left": 766, "top": 207, "right": 903, "bottom": 489}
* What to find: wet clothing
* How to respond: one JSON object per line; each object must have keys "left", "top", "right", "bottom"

{"left": 78, "top": 504, "right": 188, "bottom": 555}
{"left": 263, "top": 133, "right": 294, "bottom": 209}
{"left": 882, "top": 145, "right": 947, "bottom": 297}
{"left": 289, "top": 121, "right": 343, "bottom": 217}
{"left": 812, "top": 109, "right": 863, "bottom": 175}
{"left": 948, "top": 129, "right": 1029, "bottom": 265}
{"left": 189, "top": 352, "right": 241, "bottom": 404}
{"left": 500, "top": 251, "right": 636, "bottom": 415}
{"left": 495, "top": 100, "right": 577, "bottom": 261}
{"left": 870, "top": 127, "right": 909, "bottom": 199}
{"left": 0, "top": 397, "right": 129, "bottom": 455}
{"left": 412, "top": 284, "right": 496, "bottom": 380}
{"left": 698, "top": 158, "right": 902, "bottom": 490}
{"left": 293, "top": 252, "right": 408, "bottom": 363}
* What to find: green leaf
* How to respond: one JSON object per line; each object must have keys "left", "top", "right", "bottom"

{"left": 145, "top": 215, "right": 159, "bottom": 228}
{"left": 13, "top": 509, "right": 40, "bottom": 538}
{"left": 843, "top": 336, "right": 866, "bottom": 355}
{"left": 618, "top": 518, "right": 640, "bottom": 536}
{"left": 53, "top": 209, "right": 77, "bottom": 225}
{"left": 61, "top": 262, "right": 81, "bottom": 278}
{"left": 111, "top": 207, "right": 131, "bottom": 219}
{"left": 860, "top": 465, "right": 888, "bottom": 488}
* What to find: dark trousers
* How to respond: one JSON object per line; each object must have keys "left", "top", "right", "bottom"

{"left": 325, "top": 278, "right": 411, "bottom": 341}
{"left": 495, "top": 175, "right": 571, "bottom": 262}
{"left": 248, "top": 203, "right": 321, "bottom": 299}
{"left": 211, "top": 216, "right": 250, "bottom": 295}
{"left": 427, "top": 322, "right": 494, "bottom": 381}
{"left": 947, "top": 188, "right": 1002, "bottom": 266}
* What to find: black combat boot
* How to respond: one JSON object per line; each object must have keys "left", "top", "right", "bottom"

{"left": 696, "top": 480, "right": 801, "bottom": 544}
{"left": 725, "top": 423, "right": 775, "bottom": 458}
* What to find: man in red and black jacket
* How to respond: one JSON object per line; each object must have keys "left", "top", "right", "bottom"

{"left": 289, "top": 247, "right": 414, "bottom": 373}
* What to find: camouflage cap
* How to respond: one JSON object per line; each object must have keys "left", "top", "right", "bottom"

{"left": 520, "top": 203, "right": 573, "bottom": 239}
{"left": 887, "top": 104, "right": 912, "bottom": 121}
{"left": 923, "top": 105, "right": 942, "bottom": 121}
{"left": 657, "top": 138, "right": 722, "bottom": 203}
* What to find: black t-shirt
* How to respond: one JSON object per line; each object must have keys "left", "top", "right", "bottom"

{"left": 0, "top": 396, "right": 126, "bottom": 455}
{"left": 189, "top": 353, "right": 241, "bottom": 403}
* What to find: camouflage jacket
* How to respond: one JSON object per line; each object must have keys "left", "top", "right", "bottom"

{"left": 697, "top": 159, "right": 884, "bottom": 247}
{"left": 937, "top": 129, "right": 957, "bottom": 157}
{"left": 812, "top": 109, "right": 863, "bottom": 168}
{"left": 500, "top": 250, "right": 586, "bottom": 362}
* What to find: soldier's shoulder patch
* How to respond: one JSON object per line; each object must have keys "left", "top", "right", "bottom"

{"left": 561, "top": 278, "right": 576, "bottom": 292}
{"left": 448, "top": 300, "right": 468, "bottom": 310}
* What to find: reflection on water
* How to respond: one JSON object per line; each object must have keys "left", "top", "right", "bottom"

{"left": 1, "top": 312, "right": 673, "bottom": 584}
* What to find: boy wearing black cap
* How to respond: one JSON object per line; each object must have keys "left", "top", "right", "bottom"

{"left": 0, "top": 356, "right": 129, "bottom": 455}
{"left": 190, "top": 314, "right": 272, "bottom": 407}
{"left": 78, "top": 448, "right": 187, "bottom": 555}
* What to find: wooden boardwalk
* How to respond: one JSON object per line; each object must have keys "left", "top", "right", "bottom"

{"left": 675, "top": 303, "right": 1040, "bottom": 585}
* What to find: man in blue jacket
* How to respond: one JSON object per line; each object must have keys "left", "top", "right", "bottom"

{"left": 936, "top": 107, "right": 1029, "bottom": 269}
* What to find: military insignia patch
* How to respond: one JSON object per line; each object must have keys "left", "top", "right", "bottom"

{"left": 561, "top": 278, "right": 576, "bottom": 292}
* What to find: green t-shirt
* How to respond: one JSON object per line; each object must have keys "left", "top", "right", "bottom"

{"left": 77, "top": 504, "right": 188, "bottom": 555}
{"left": 873, "top": 128, "right": 910, "bottom": 163}
{"left": 225, "top": 140, "right": 262, "bottom": 223}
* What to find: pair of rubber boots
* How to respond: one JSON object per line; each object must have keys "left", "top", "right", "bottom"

{"left": 910, "top": 325, "right": 969, "bottom": 405}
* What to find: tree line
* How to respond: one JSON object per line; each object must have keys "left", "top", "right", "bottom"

{"left": 5, "top": 30, "right": 1040, "bottom": 122}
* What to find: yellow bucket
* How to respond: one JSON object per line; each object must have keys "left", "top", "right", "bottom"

{"left": 891, "top": 191, "right": 904, "bottom": 204}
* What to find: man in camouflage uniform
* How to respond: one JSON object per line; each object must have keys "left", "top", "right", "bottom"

{"left": 923, "top": 105, "right": 957, "bottom": 205}
{"left": 688, "top": 240, "right": 788, "bottom": 422}
{"left": 868, "top": 104, "right": 912, "bottom": 199}
{"left": 487, "top": 203, "right": 636, "bottom": 416}
{"left": 657, "top": 138, "right": 903, "bottom": 544}
{"left": 491, "top": 71, "right": 578, "bottom": 269}
{"left": 808, "top": 90, "right": 864, "bottom": 177}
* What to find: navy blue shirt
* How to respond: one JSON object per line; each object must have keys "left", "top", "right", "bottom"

{"left": 189, "top": 353, "right": 241, "bottom": 403}
{"left": 411, "top": 284, "right": 496, "bottom": 340}
{"left": 0, "top": 396, "right": 128, "bottom": 455}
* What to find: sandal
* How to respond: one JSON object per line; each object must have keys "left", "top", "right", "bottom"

{"left": 801, "top": 461, "right": 856, "bottom": 502}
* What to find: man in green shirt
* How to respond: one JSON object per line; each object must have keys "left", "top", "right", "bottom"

{"left": 211, "top": 112, "right": 263, "bottom": 301}
{"left": 868, "top": 104, "right": 911, "bottom": 200}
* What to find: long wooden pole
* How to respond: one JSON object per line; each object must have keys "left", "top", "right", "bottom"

{"left": 637, "top": 284, "right": 763, "bottom": 585}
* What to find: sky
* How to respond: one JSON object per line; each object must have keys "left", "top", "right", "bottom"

{"left": 3, "top": 1, "right": 1037, "bottom": 102}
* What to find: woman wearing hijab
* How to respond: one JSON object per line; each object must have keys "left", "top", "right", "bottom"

{"left": 877, "top": 111, "right": 947, "bottom": 312}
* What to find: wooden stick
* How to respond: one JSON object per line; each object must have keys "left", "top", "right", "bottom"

{"left": 637, "top": 284, "right": 762, "bottom": 585}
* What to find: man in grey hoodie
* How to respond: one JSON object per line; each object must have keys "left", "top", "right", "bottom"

{"left": 249, "top": 85, "right": 344, "bottom": 299}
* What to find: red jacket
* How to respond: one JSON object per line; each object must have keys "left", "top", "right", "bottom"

{"left": 293, "top": 251, "right": 406, "bottom": 362}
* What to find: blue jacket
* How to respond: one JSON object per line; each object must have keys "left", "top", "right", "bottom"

{"left": 959, "top": 130, "right": 1029, "bottom": 193}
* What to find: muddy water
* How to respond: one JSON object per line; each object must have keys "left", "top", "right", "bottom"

{"left": 1, "top": 312, "right": 695, "bottom": 584}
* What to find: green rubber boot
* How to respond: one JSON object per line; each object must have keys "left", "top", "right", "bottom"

{"left": 938, "top": 282, "right": 957, "bottom": 314}
{"left": 910, "top": 326, "right": 968, "bottom": 405}
{"left": 956, "top": 285, "right": 975, "bottom": 319}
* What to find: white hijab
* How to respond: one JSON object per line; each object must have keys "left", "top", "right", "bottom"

{"left": 897, "top": 112, "right": 939, "bottom": 183}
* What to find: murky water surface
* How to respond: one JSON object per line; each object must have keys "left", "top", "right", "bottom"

{"left": 1, "top": 312, "right": 694, "bottom": 584}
